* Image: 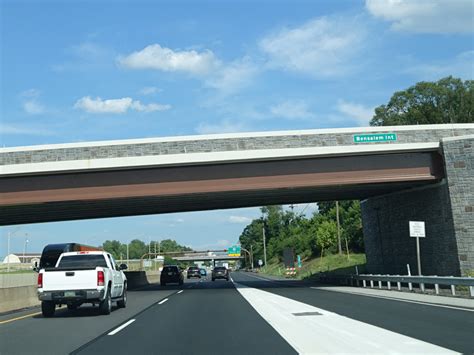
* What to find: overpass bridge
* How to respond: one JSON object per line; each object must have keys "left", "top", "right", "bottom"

{"left": 1, "top": 124, "right": 473, "bottom": 276}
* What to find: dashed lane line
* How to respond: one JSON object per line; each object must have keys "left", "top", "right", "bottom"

{"left": 158, "top": 298, "right": 168, "bottom": 305}
{"left": 177, "top": 290, "right": 183, "bottom": 294}
{"left": 108, "top": 319, "right": 136, "bottom": 336}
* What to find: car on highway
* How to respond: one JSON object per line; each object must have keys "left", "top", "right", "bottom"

{"left": 212, "top": 266, "right": 229, "bottom": 281}
{"left": 37, "top": 251, "right": 127, "bottom": 317}
{"left": 187, "top": 266, "right": 201, "bottom": 279}
{"left": 199, "top": 268, "right": 207, "bottom": 277}
{"left": 160, "top": 265, "right": 184, "bottom": 286}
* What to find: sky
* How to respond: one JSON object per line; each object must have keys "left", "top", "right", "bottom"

{"left": 1, "top": 0, "right": 473, "bottom": 257}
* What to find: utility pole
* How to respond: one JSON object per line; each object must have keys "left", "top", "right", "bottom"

{"left": 336, "top": 201, "right": 342, "bottom": 255}
{"left": 262, "top": 226, "right": 267, "bottom": 267}
{"left": 250, "top": 244, "right": 254, "bottom": 271}
{"left": 7, "top": 231, "right": 11, "bottom": 273}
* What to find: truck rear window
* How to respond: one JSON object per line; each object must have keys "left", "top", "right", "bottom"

{"left": 57, "top": 255, "right": 107, "bottom": 268}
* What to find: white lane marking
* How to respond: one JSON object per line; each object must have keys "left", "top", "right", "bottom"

{"left": 233, "top": 282, "right": 458, "bottom": 354}
{"left": 310, "top": 287, "right": 474, "bottom": 312}
{"left": 230, "top": 276, "right": 234, "bottom": 282}
{"left": 108, "top": 319, "right": 135, "bottom": 336}
{"left": 177, "top": 290, "right": 183, "bottom": 294}
{"left": 158, "top": 298, "right": 168, "bottom": 305}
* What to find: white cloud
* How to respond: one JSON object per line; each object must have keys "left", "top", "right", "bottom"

{"left": 404, "top": 50, "right": 474, "bottom": 80}
{"left": 366, "top": 0, "right": 473, "bottom": 33}
{"left": 270, "top": 100, "right": 315, "bottom": 120}
{"left": 337, "top": 100, "right": 375, "bottom": 126}
{"left": 259, "top": 16, "right": 366, "bottom": 78}
{"left": 23, "top": 100, "right": 45, "bottom": 115}
{"left": 139, "top": 86, "right": 162, "bottom": 95}
{"left": 205, "top": 57, "right": 259, "bottom": 94}
{"left": 228, "top": 216, "right": 253, "bottom": 224}
{"left": 74, "top": 96, "right": 171, "bottom": 114}
{"left": 118, "top": 44, "right": 220, "bottom": 76}
{"left": 20, "top": 89, "right": 46, "bottom": 115}
{"left": 195, "top": 119, "right": 247, "bottom": 134}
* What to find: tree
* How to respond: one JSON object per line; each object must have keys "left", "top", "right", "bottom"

{"left": 370, "top": 77, "right": 473, "bottom": 126}
{"left": 316, "top": 220, "right": 338, "bottom": 258}
{"left": 102, "top": 240, "right": 124, "bottom": 260}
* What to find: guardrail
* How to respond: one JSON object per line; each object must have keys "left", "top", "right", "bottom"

{"left": 351, "top": 274, "right": 474, "bottom": 297}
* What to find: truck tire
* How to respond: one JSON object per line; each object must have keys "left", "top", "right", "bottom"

{"left": 117, "top": 284, "right": 127, "bottom": 308}
{"left": 99, "top": 289, "right": 112, "bottom": 315}
{"left": 41, "top": 301, "right": 55, "bottom": 317}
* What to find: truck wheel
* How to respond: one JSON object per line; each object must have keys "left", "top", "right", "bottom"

{"left": 41, "top": 301, "right": 55, "bottom": 317}
{"left": 99, "top": 289, "right": 112, "bottom": 315}
{"left": 117, "top": 285, "right": 127, "bottom": 308}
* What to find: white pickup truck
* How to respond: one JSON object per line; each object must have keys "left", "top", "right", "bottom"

{"left": 37, "top": 251, "right": 127, "bottom": 317}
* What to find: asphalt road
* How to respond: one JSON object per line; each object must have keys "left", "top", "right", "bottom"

{"left": 0, "top": 272, "right": 473, "bottom": 354}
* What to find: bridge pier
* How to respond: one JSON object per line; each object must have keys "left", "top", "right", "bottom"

{"left": 361, "top": 135, "right": 474, "bottom": 276}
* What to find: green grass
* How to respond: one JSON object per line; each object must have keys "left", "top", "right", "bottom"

{"left": 260, "top": 253, "right": 366, "bottom": 280}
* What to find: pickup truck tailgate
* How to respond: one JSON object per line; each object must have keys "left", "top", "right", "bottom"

{"left": 42, "top": 269, "right": 99, "bottom": 291}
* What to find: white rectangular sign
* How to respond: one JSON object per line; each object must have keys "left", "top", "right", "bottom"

{"left": 409, "top": 221, "right": 426, "bottom": 237}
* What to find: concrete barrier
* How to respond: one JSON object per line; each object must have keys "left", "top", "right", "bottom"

{"left": 124, "top": 271, "right": 160, "bottom": 289}
{"left": 0, "top": 273, "right": 37, "bottom": 288}
{"left": 0, "top": 286, "right": 39, "bottom": 313}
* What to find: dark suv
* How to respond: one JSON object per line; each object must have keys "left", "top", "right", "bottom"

{"left": 160, "top": 265, "right": 183, "bottom": 286}
{"left": 212, "top": 267, "right": 229, "bottom": 281}
{"left": 187, "top": 266, "right": 201, "bottom": 279}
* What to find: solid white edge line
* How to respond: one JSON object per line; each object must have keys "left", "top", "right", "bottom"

{"left": 158, "top": 298, "right": 168, "bottom": 305}
{"left": 177, "top": 290, "right": 183, "bottom": 294}
{"left": 310, "top": 287, "right": 474, "bottom": 312}
{"left": 108, "top": 319, "right": 136, "bottom": 336}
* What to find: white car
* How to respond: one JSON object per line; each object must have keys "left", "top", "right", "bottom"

{"left": 37, "top": 251, "right": 127, "bottom": 317}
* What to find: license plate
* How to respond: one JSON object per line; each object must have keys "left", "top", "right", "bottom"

{"left": 64, "top": 291, "right": 75, "bottom": 297}
{"left": 168, "top": 272, "right": 173, "bottom": 275}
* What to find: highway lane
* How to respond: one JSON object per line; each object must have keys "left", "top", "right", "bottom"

{"left": 1, "top": 272, "right": 472, "bottom": 354}
{"left": 231, "top": 272, "right": 474, "bottom": 354}
{"left": 72, "top": 276, "right": 296, "bottom": 355}
{"left": 0, "top": 281, "right": 194, "bottom": 355}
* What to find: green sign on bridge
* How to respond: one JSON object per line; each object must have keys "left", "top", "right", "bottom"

{"left": 227, "top": 245, "right": 241, "bottom": 257}
{"left": 353, "top": 133, "right": 397, "bottom": 143}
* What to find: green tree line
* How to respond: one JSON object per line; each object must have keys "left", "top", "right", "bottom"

{"left": 239, "top": 201, "right": 363, "bottom": 266}
{"left": 101, "top": 238, "right": 192, "bottom": 260}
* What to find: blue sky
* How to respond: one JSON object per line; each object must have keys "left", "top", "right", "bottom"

{"left": 1, "top": 0, "right": 473, "bottom": 257}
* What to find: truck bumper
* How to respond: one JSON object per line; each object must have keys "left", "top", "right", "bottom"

{"left": 38, "top": 289, "right": 105, "bottom": 302}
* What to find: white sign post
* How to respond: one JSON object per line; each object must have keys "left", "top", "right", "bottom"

{"left": 409, "top": 221, "right": 425, "bottom": 276}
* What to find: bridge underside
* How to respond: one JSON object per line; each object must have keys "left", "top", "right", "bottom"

{"left": 0, "top": 151, "right": 443, "bottom": 225}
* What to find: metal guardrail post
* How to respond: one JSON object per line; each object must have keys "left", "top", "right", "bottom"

{"left": 451, "top": 285, "right": 456, "bottom": 296}
{"left": 397, "top": 281, "right": 401, "bottom": 290}
{"left": 387, "top": 281, "right": 391, "bottom": 290}
{"left": 363, "top": 280, "right": 367, "bottom": 288}
{"left": 435, "top": 284, "right": 440, "bottom": 295}
{"left": 470, "top": 286, "right": 474, "bottom": 297}
{"left": 420, "top": 283, "right": 425, "bottom": 292}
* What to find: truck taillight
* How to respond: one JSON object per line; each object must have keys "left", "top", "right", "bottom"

{"left": 38, "top": 273, "right": 43, "bottom": 288}
{"left": 97, "top": 271, "right": 105, "bottom": 286}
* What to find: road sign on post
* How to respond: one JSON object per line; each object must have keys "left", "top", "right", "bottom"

{"left": 409, "top": 221, "right": 425, "bottom": 276}
{"left": 227, "top": 245, "right": 241, "bottom": 257}
{"left": 258, "top": 259, "right": 263, "bottom": 267}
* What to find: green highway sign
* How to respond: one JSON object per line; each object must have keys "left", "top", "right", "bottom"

{"left": 227, "top": 245, "right": 241, "bottom": 257}
{"left": 353, "top": 133, "right": 397, "bottom": 143}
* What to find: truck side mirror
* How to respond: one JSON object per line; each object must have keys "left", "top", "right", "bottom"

{"left": 33, "top": 261, "right": 39, "bottom": 272}
{"left": 119, "top": 263, "right": 128, "bottom": 270}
